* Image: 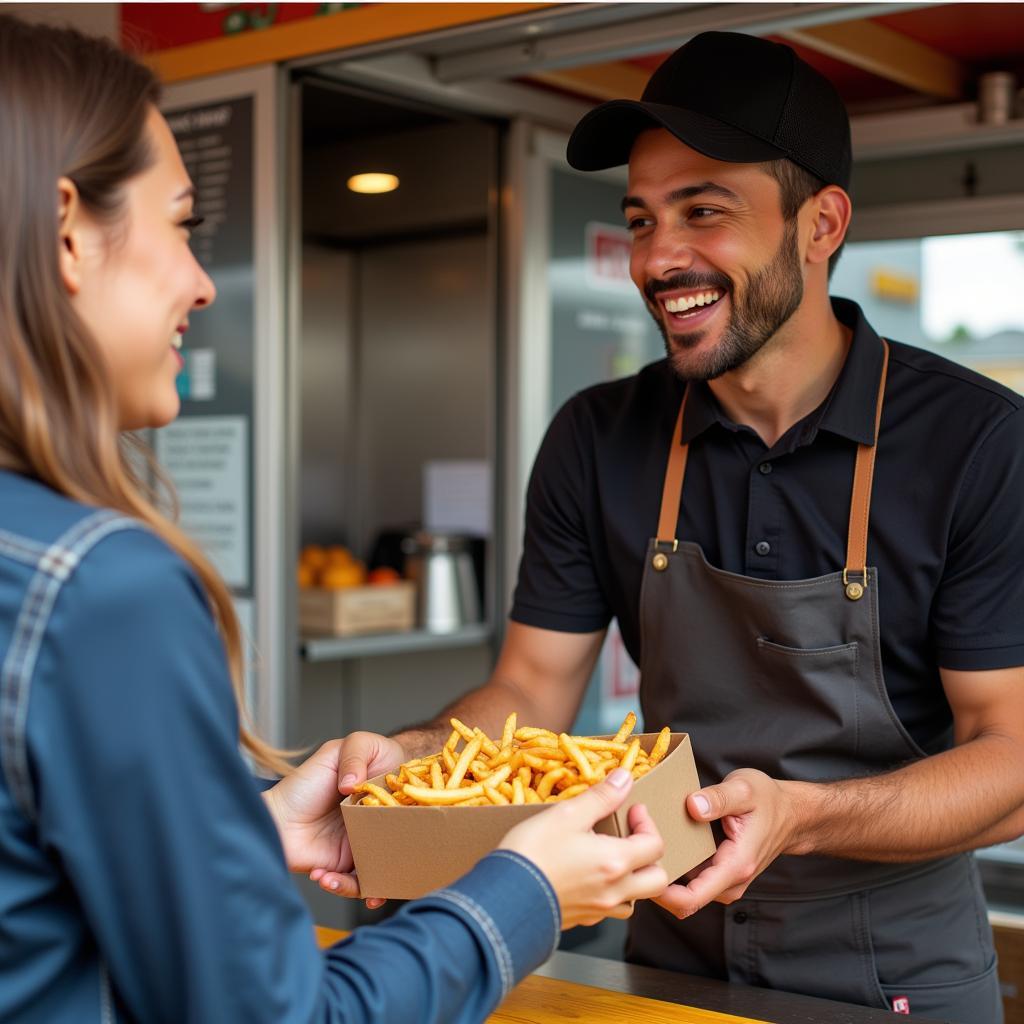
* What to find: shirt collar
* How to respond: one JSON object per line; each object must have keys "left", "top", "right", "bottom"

{"left": 678, "top": 297, "right": 886, "bottom": 448}
{"left": 816, "top": 297, "right": 887, "bottom": 446}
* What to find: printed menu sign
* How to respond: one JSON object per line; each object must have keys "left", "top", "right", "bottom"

{"left": 160, "top": 96, "right": 255, "bottom": 597}
{"left": 154, "top": 416, "right": 249, "bottom": 588}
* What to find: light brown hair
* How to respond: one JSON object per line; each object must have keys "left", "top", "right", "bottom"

{"left": 0, "top": 13, "right": 293, "bottom": 776}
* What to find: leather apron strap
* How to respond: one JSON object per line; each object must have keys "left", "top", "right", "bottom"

{"left": 656, "top": 340, "right": 891, "bottom": 600}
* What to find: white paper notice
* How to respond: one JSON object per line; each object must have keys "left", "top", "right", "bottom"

{"left": 155, "top": 415, "right": 249, "bottom": 587}
{"left": 424, "top": 459, "right": 491, "bottom": 537}
{"left": 188, "top": 348, "right": 217, "bottom": 401}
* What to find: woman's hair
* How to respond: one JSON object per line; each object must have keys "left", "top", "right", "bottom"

{"left": 0, "top": 14, "right": 293, "bottom": 777}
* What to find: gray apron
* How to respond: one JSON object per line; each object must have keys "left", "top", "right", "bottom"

{"left": 627, "top": 342, "right": 1002, "bottom": 1022}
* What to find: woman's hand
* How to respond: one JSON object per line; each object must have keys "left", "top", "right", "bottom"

{"left": 499, "top": 769, "right": 668, "bottom": 929}
{"left": 263, "top": 733, "right": 407, "bottom": 906}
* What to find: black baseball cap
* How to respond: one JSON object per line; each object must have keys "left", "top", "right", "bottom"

{"left": 567, "top": 31, "right": 851, "bottom": 190}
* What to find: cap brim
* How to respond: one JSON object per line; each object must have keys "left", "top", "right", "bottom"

{"left": 567, "top": 100, "right": 787, "bottom": 171}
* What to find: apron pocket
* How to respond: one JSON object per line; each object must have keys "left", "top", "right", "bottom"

{"left": 752, "top": 638, "right": 860, "bottom": 777}
{"left": 874, "top": 958, "right": 1001, "bottom": 1023}
{"left": 862, "top": 856, "right": 1002, "bottom": 1023}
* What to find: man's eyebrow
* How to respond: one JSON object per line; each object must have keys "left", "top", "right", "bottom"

{"left": 621, "top": 181, "right": 741, "bottom": 213}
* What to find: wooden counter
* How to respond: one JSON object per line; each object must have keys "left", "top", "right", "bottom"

{"left": 315, "top": 926, "right": 946, "bottom": 1023}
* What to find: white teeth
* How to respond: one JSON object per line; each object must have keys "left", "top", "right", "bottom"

{"left": 665, "top": 290, "right": 722, "bottom": 314}
{"left": 171, "top": 334, "right": 182, "bottom": 350}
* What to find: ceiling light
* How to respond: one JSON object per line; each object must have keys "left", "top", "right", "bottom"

{"left": 347, "top": 172, "right": 399, "bottom": 194}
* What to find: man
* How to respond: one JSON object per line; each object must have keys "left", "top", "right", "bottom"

{"left": 323, "top": 32, "right": 1024, "bottom": 1022}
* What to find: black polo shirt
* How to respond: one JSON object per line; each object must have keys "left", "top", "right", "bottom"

{"left": 511, "top": 298, "right": 1024, "bottom": 751}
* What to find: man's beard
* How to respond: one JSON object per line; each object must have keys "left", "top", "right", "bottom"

{"left": 645, "top": 220, "right": 803, "bottom": 381}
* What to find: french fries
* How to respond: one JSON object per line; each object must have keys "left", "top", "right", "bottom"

{"left": 352, "top": 711, "right": 670, "bottom": 807}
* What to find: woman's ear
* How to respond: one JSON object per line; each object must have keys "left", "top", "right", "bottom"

{"left": 806, "top": 185, "right": 851, "bottom": 269}
{"left": 57, "top": 176, "right": 85, "bottom": 296}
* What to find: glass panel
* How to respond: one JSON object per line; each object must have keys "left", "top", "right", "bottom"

{"left": 836, "top": 231, "right": 1024, "bottom": 877}
{"left": 831, "top": 231, "right": 1024, "bottom": 392}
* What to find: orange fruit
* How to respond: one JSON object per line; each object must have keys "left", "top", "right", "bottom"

{"left": 321, "top": 562, "right": 366, "bottom": 589}
{"left": 367, "top": 566, "right": 401, "bottom": 586}
{"left": 326, "top": 545, "right": 353, "bottom": 565}
{"left": 301, "top": 545, "right": 328, "bottom": 570}
{"left": 297, "top": 562, "right": 317, "bottom": 588}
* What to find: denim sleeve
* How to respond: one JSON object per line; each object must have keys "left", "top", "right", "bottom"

{"left": 28, "top": 528, "right": 558, "bottom": 1023}
{"left": 319, "top": 850, "right": 560, "bottom": 1022}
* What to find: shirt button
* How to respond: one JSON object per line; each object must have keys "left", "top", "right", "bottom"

{"left": 758, "top": 462, "right": 772, "bottom": 475}
{"left": 733, "top": 911, "right": 749, "bottom": 924}
{"left": 755, "top": 541, "right": 771, "bottom": 556}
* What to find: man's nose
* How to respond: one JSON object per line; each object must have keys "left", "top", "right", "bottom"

{"left": 644, "top": 226, "right": 695, "bottom": 281}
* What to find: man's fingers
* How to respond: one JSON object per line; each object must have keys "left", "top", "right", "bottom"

{"left": 687, "top": 776, "right": 756, "bottom": 823}
{"left": 654, "top": 848, "right": 753, "bottom": 918}
{"left": 653, "top": 881, "right": 701, "bottom": 919}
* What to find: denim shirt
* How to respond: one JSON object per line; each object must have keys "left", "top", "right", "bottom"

{"left": 0, "top": 470, "right": 560, "bottom": 1023}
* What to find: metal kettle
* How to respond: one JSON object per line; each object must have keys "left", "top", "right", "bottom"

{"left": 401, "top": 532, "right": 482, "bottom": 633}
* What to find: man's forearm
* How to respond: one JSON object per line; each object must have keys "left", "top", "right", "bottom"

{"left": 785, "top": 733, "right": 1024, "bottom": 861}
{"left": 391, "top": 677, "right": 564, "bottom": 759}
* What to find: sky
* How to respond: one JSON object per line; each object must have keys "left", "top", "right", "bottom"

{"left": 922, "top": 231, "right": 1024, "bottom": 340}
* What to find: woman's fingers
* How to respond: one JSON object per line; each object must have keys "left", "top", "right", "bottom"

{"left": 624, "top": 862, "right": 670, "bottom": 900}
{"left": 314, "top": 870, "right": 360, "bottom": 897}
{"left": 621, "top": 805, "right": 665, "bottom": 867}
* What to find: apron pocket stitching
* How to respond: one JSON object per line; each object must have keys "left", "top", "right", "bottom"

{"left": 878, "top": 956, "right": 998, "bottom": 995}
{"left": 856, "top": 891, "right": 891, "bottom": 1010}
{"left": 756, "top": 637, "right": 859, "bottom": 657}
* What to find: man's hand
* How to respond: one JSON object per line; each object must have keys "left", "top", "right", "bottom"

{"left": 653, "top": 768, "right": 800, "bottom": 919}
{"left": 263, "top": 732, "right": 407, "bottom": 907}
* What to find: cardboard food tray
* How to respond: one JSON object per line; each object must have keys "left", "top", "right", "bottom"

{"left": 340, "top": 732, "right": 716, "bottom": 900}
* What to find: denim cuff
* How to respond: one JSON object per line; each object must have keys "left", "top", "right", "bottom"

{"left": 430, "top": 849, "right": 560, "bottom": 999}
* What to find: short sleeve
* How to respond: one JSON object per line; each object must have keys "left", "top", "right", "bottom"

{"left": 932, "top": 406, "right": 1024, "bottom": 670}
{"left": 510, "top": 399, "right": 611, "bottom": 633}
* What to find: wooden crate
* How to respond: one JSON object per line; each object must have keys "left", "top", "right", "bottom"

{"left": 993, "top": 911, "right": 1024, "bottom": 1024}
{"left": 299, "top": 582, "right": 416, "bottom": 637}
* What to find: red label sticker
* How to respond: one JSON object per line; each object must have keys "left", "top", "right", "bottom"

{"left": 891, "top": 995, "right": 911, "bottom": 1014}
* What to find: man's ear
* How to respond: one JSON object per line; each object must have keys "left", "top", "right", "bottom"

{"left": 57, "top": 176, "right": 86, "bottom": 296}
{"left": 806, "top": 185, "right": 851, "bottom": 269}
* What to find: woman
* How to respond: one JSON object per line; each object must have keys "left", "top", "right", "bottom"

{"left": 0, "top": 15, "right": 669, "bottom": 1024}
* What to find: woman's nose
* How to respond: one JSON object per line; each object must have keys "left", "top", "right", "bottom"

{"left": 193, "top": 264, "right": 216, "bottom": 309}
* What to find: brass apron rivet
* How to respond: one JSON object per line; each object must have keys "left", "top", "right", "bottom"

{"left": 652, "top": 552, "right": 669, "bottom": 571}
{"left": 845, "top": 581, "right": 864, "bottom": 601}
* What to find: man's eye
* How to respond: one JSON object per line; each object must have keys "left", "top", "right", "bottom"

{"left": 691, "top": 207, "right": 719, "bottom": 219}
{"left": 626, "top": 216, "right": 652, "bottom": 231}
{"left": 180, "top": 215, "right": 205, "bottom": 233}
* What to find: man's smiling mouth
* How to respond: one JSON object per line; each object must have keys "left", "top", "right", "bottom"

{"left": 659, "top": 288, "right": 726, "bottom": 320}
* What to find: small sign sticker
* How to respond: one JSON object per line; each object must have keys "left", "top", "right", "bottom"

{"left": 891, "top": 995, "right": 910, "bottom": 1014}
{"left": 585, "top": 222, "right": 633, "bottom": 291}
